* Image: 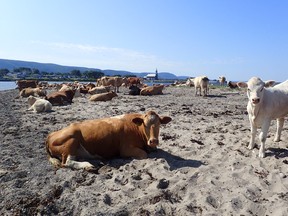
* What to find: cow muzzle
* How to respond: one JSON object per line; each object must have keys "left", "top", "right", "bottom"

{"left": 148, "top": 138, "right": 159, "bottom": 148}
{"left": 251, "top": 98, "right": 260, "bottom": 104}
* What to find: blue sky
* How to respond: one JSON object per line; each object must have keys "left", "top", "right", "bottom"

{"left": 1, "top": 0, "right": 288, "bottom": 81}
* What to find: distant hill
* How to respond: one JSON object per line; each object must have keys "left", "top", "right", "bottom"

{"left": 0, "top": 58, "right": 188, "bottom": 80}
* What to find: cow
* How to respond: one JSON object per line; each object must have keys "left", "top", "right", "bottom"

{"left": 140, "top": 85, "right": 164, "bottom": 96}
{"left": 194, "top": 76, "right": 209, "bottom": 96}
{"left": 73, "top": 85, "right": 82, "bottom": 98}
{"left": 127, "top": 77, "right": 142, "bottom": 87}
{"left": 77, "top": 83, "right": 95, "bottom": 94}
{"left": 186, "top": 78, "right": 195, "bottom": 87}
{"left": 88, "top": 86, "right": 110, "bottom": 95}
{"left": 228, "top": 81, "right": 239, "bottom": 89}
{"left": 59, "top": 84, "right": 73, "bottom": 92}
{"left": 45, "top": 89, "right": 75, "bottom": 106}
{"left": 89, "top": 91, "right": 118, "bottom": 102}
{"left": 128, "top": 85, "right": 141, "bottom": 95}
{"left": 237, "top": 77, "right": 288, "bottom": 158}
{"left": 19, "top": 87, "right": 47, "bottom": 97}
{"left": 16, "top": 80, "right": 39, "bottom": 91}
{"left": 218, "top": 76, "right": 226, "bottom": 86}
{"left": 27, "top": 96, "right": 52, "bottom": 113}
{"left": 45, "top": 111, "right": 172, "bottom": 170}
{"left": 97, "top": 76, "right": 127, "bottom": 92}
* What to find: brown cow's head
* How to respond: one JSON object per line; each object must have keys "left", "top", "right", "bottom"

{"left": 132, "top": 111, "right": 172, "bottom": 148}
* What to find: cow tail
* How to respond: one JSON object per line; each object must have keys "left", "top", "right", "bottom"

{"left": 45, "top": 138, "right": 61, "bottom": 168}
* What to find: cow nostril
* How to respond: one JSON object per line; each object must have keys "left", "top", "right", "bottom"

{"left": 149, "top": 139, "right": 159, "bottom": 146}
{"left": 252, "top": 98, "right": 260, "bottom": 103}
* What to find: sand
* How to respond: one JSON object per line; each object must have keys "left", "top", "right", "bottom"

{"left": 0, "top": 86, "right": 287, "bottom": 215}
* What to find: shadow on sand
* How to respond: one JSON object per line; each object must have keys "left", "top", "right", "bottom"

{"left": 88, "top": 148, "right": 205, "bottom": 173}
{"left": 266, "top": 147, "right": 288, "bottom": 159}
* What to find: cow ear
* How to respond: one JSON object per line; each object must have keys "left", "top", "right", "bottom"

{"left": 132, "top": 117, "right": 144, "bottom": 126}
{"left": 264, "top": 80, "right": 275, "bottom": 88}
{"left": 237, "top": 82, "right": 247, "bottom": 88}
{"left": 160, "top": 116, "right": 172, "bottom": 124}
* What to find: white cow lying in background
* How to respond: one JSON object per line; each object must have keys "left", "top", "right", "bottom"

{"left": 238, "top": 77, "right": 288, "bottom": 157}
{"left": 27, "top": 96, "right": 52, "bottom": 113}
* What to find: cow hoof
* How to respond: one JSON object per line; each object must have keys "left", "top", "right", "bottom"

{"left": 85, "top": 166, "right": 99, "bottom": 174}
{"left": 248, "top": 144, "right": 254, "bottom": 150}
{"left": 274, "top": 138, "right": 280, "bottom": 142}
{"left": 258, "top": 152, "right": 265, "bottom": 158}
{"left": 85, "top": 165, "right": 97, "bottom": 172}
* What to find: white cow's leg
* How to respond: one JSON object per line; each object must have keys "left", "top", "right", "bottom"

{"left": 258, "top": 120, "right": 271, "bottom": 158}
{"left": 274, "top": 118, "right": 284, "bottom": 142}
{"left": 248, "top": 124, "right": 257, "bottom": 150}
{"left": 65, "top": 155, "right": 95, "bottom": 170}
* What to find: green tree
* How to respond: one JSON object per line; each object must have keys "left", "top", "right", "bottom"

{"left": 70, "top": 70, "right": 81, "bottom": 77}
{"left": 0, "top": 68, "right": 9, "bottom": 77}
{"left": 83, "top": 70, "right": 104, "bottom": 79}
{"left": 32, "top": 68, "right": 40, "bottom": 74}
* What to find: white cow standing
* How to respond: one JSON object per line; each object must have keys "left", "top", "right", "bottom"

{"left": 238, "top": 77, "right": 288, "bottom": 158}
{"left": 194, "top": 76, "right": 209, "bottom": 96}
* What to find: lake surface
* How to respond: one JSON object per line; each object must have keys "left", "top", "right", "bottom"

{"left": 0, "top": 81, "right": 17, "bottom": 91}
{"left": 0, "top": 80, "right": 175, "bottom": 91}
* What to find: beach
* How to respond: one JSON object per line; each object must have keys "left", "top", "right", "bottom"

{"left": 0, "top": 86, "right": 287, "bottom": 215}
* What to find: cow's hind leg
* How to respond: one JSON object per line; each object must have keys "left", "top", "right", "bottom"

{"left": 56, "top": 137, "right": 94, "bottom": 170}
{"left": 274, "top": 117, "right": 284, "bottom": 142}
{"left": 65, "top": 155, "right": 95, "bottom": 170}
{"left": 120, "top": 147, "right": 148, "bottom": 159}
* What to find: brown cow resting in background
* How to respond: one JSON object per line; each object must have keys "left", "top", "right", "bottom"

{"left": 228, "top": 81, "right": 239, "bottom": 89}
{"left": 16, "top": 80, "right": 39, "bottom": 91}
{"left": 19, "top": 87, "right": 47, "bottom": 97}
{"left": 89, "top": 91, "right": 117, "bottom": 102}
{"left": 46, "top": 111, "right": 172, "bottom": 170}
{"left": 140, "top": 85, "right": 164, "bottom": 96}
{"left": 45, "top": 89, "right": 75, "bottom": 106}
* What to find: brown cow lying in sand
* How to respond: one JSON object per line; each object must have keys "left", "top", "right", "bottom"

{"left": 45, "top": 89, "right": 75, "bottom": 106}
{"left": 46, "top": 111, "right": 172, "bottom": 170}
{"left": 89, "top": 91, "right": 118, "bottom": 102}
{"left": 140, "top": 85, "right": 164, "bottom": 96}
{"left": 16, "top": 80, "right": 38, "bottom": 91}
{"left": 88, "top": 86, "right": 111, "bottom": 95}
{"left": 19, "top": 87, "right": 47, "bottom": 97}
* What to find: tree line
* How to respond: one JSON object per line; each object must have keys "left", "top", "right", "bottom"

{"left": 0, "top": 67, "right": 106, "bottom": 80}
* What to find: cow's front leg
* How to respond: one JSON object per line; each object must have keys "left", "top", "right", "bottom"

{"left": 248, "top": 124, "right": 257, "bottom": 150}
{"left": 258, "top": 120, "right": 271, "bottom": 158}
{"left": 274, "top": 118, "right": 284, "bottom": 142}
{"left": 120, "top": 147, "right": 148, "bottom": 159}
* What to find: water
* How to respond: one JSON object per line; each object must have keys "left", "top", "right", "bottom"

{"left": 0, "top": 81, "right": 17, "bottom": 91}
{"left": 0, "top": 80, "right": 176, "bottom": 91}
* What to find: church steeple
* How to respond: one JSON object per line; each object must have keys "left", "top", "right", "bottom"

{"left": 155, "top": 68, "right": 158, "bottom": 80}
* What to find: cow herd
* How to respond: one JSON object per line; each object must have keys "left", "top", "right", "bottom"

{"left": 15, "top": 75, "right": 288, "bottom": 170}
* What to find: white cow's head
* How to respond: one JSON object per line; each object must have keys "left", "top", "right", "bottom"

{"left": 237, "top": 77, "right": 275, "bottom": 105}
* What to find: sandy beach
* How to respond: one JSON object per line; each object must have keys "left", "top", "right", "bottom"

{"left": 0, "top": 85, "right": 287, "bottom": 215}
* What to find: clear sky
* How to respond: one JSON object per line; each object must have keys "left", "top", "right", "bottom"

{"left": 1, "top": 0, "right": 288, "bottom": 81}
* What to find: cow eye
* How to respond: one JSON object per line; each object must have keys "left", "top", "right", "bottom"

{"left": 260, "top": 87, "right": 264, "bottom": 92}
